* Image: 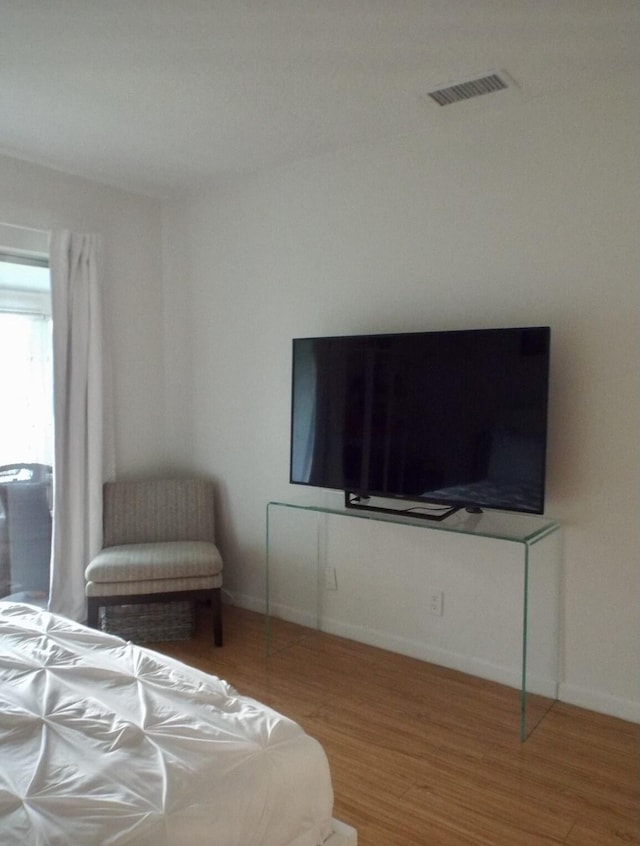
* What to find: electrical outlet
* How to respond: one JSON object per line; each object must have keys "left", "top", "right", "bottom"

{"left": 428, "top": 590, "right": 444, "bottom": 616}
{"left": 324, "top": 566, "right": 338, "bottom": 591}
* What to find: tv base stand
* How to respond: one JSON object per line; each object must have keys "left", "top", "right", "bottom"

{"left": 344, "top": 492, "right": 461, "bottom": 522}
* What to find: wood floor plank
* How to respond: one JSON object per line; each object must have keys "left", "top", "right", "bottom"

{"left": 149, "top": 604, "right": 639, "bottom": 846}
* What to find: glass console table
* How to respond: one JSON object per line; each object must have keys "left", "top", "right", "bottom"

{"left": 266, "top": 499, "right": 561, "bottom": 740}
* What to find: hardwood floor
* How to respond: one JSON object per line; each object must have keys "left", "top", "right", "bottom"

{"left": 149, "top": 604, "right": 638, "bottom": 846}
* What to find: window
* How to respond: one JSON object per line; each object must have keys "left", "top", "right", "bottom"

{"left": 0, "top": 256, "right": 53, "bottom": 467}
{"left": 0, "top": 253, "right": 53, "bottom": 602}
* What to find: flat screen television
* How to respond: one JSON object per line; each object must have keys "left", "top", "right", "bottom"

{"left": 290, "top": 326, "right": 550, "bottom": 519}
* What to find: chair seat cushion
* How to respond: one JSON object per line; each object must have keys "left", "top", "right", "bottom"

{"left": 85, "top": 540, "right": 223, "bottom": 584}
{"left": 85, "top": 574, "right": 222, "bottom": 598}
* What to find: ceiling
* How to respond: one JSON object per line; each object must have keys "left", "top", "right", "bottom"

{"left": 1, "top": 1, "right": 638, "bottom": 198}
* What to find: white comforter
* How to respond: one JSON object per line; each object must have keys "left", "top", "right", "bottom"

{"left": 0, "top": 602, "right": 334, "bottom": 846}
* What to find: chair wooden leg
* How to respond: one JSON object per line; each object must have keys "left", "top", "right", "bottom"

{"left": 212, "top": 587, "right": 223, "bottom": 647}
{"left": 87, "top": 597, "right": 100, "bottom": 629}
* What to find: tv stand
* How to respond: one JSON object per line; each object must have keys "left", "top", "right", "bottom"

{"left": 266, "top": 498, "right": 561, "bottom": 740}
{"left": 344, "top": 492, "right": 461, "bottom": 522}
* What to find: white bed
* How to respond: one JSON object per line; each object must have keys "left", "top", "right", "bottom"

{"left": 0, "top": 601, "right": 356, "bottom": 846}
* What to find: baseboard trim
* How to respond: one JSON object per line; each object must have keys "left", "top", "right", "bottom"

{"left": 558, "top": 682, "right": 640, "bottom": 724}
{"left": 227, "top": 591, "right": 265, "bottom": 615}
{"left": 228, "top": 592, "right": 639, "bottom": 724}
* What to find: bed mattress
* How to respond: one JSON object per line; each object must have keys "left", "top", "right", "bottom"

{"left": 0, "top": 601, "right": 334, "bottom": 845}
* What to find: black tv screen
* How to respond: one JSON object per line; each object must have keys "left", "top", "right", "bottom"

{"left": 290, "top": 327, "right": 550, "bottom": 517}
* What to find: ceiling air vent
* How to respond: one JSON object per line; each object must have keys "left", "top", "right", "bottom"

{"left": 427, "top": 72, "right": 509, "bottom": 107}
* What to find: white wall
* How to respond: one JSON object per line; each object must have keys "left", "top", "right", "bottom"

{"left": 0, "top": 154, "right": 166, "bottom": 476}
{"left": 2, "top": 71, "right": 634, "bottom": 722}
{"left": 168, "top": 70, "right": 639, "bottom": 723}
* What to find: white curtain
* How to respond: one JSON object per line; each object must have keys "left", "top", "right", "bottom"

{"left": 48, "top": 231, "right": 113, "bottom": 621}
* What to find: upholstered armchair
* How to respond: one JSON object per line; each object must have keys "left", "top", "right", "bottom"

{"left": 85, "top": 478, "right": 223, "bottom": 645}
